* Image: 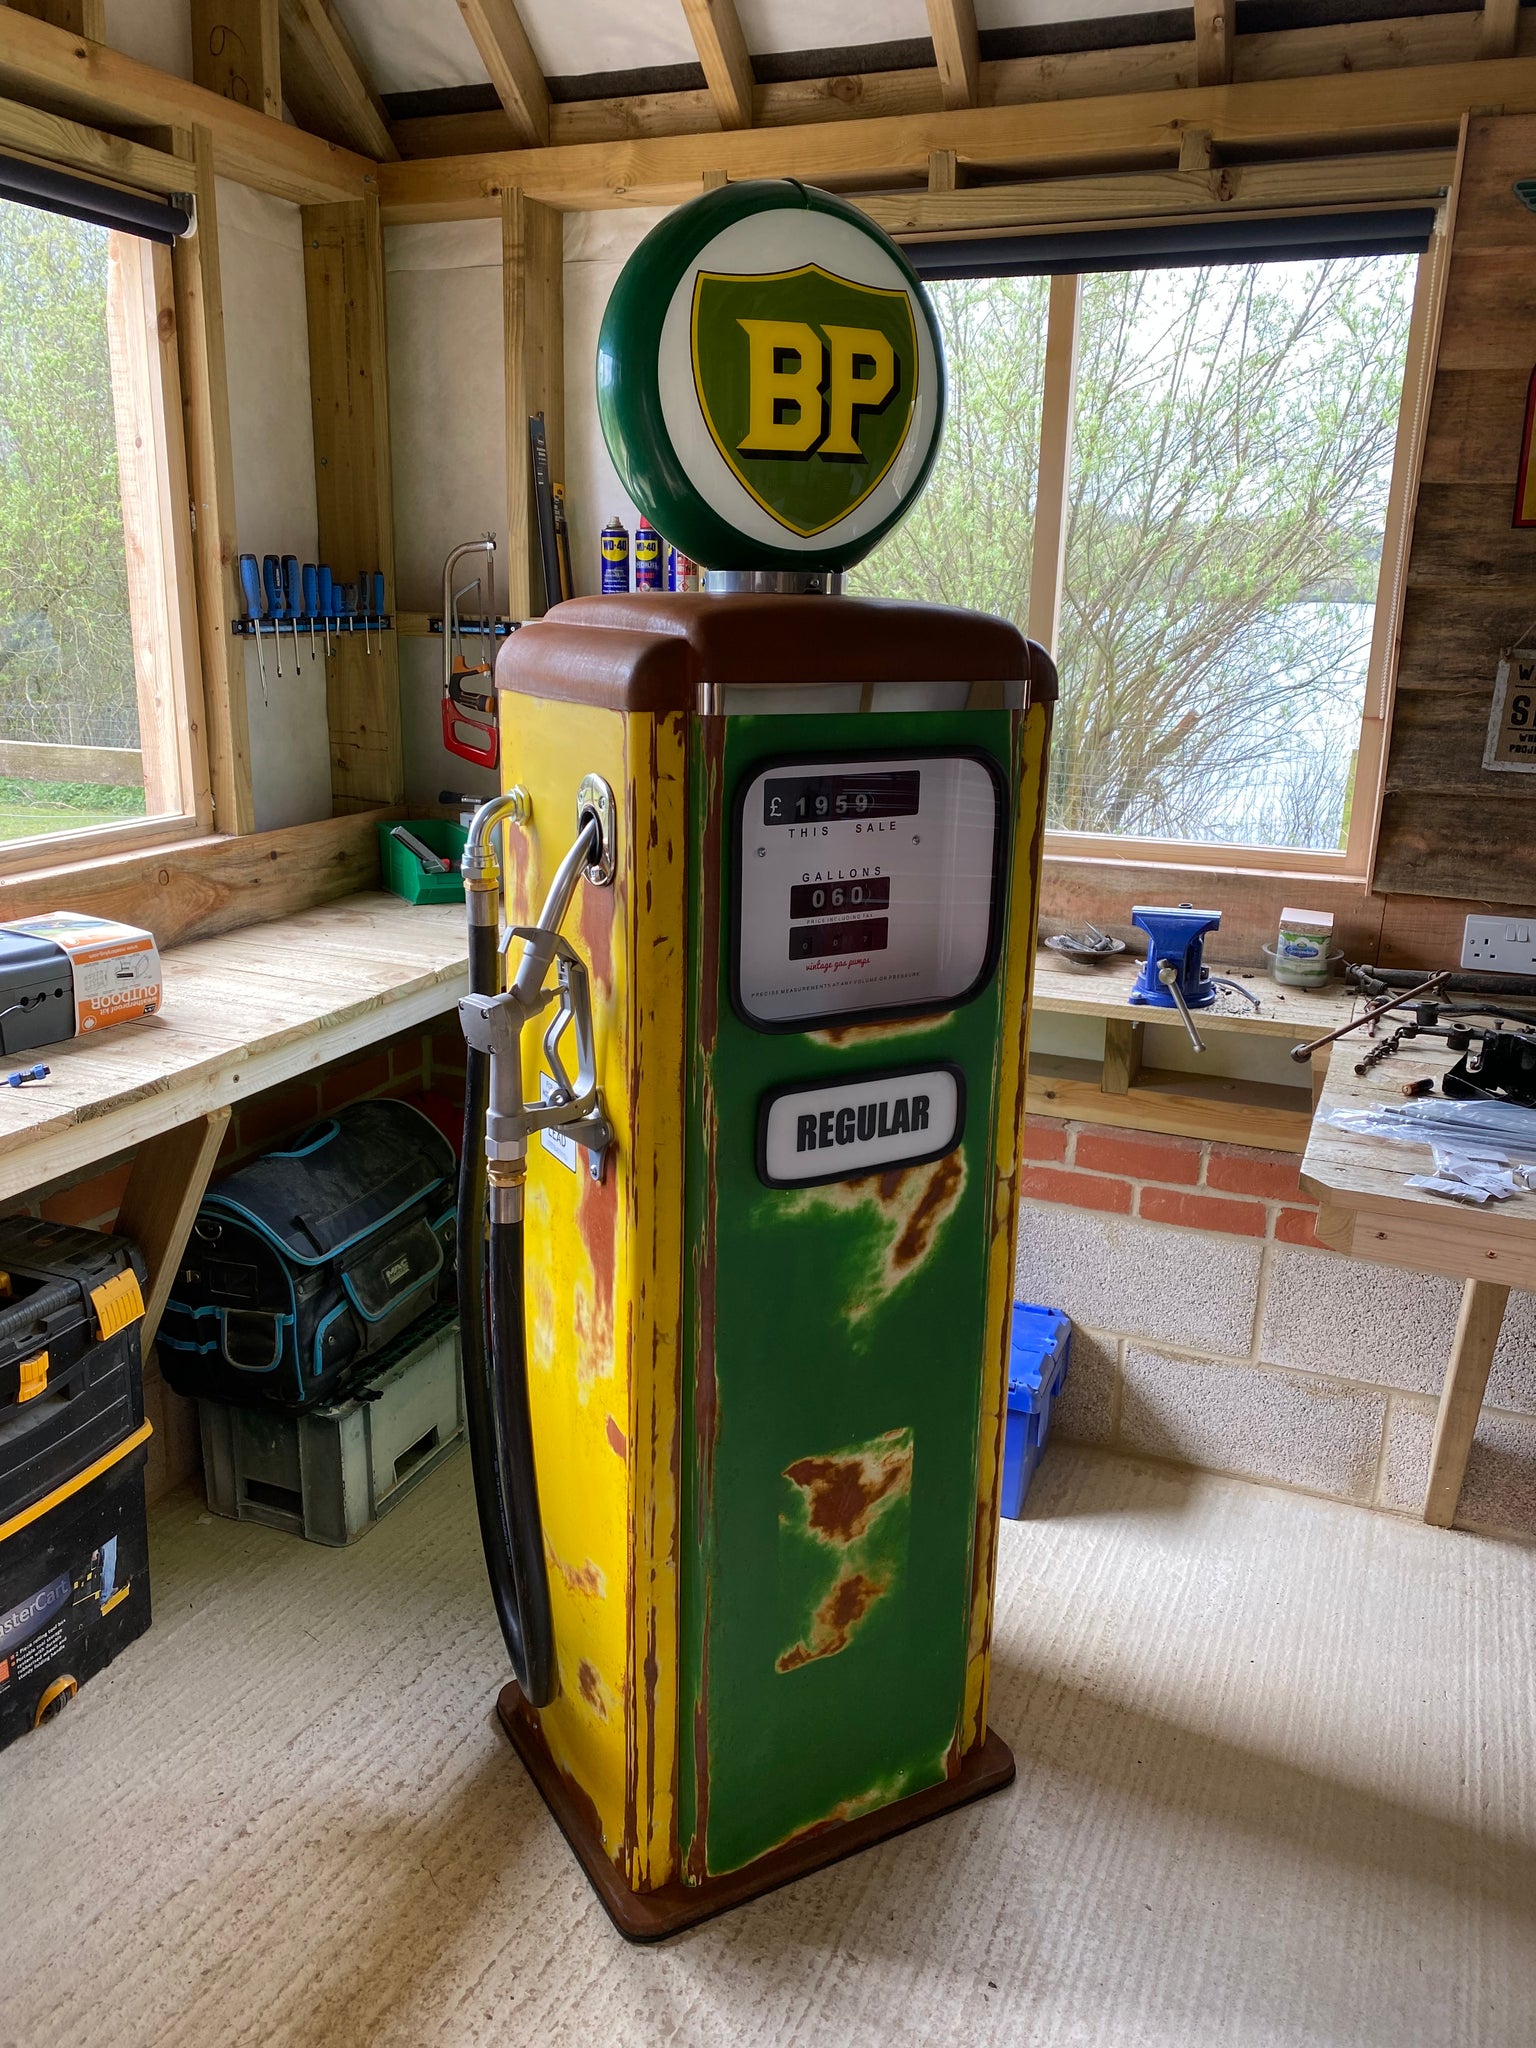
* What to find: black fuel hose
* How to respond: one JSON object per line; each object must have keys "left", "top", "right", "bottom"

{"left": 459, "top": 918, "right": 555, "bottom": 1707}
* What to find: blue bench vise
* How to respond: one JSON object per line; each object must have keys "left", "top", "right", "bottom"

{"left": 1130, "top": 904, "right": 1221, "bottom": 1020}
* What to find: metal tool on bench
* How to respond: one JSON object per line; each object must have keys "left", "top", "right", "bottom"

{"left": 441, "top": 538, "right": 502, "bottom": 770}
{"left": 390, "top": 825, "right": 451, "bottom": 876}
{"left": 1126, "top": 904, "right": 1229, "bottom": 1053}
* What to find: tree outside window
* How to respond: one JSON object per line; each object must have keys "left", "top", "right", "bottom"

{"left": 852, "top": 254, "right": 1418, "bottom": 854}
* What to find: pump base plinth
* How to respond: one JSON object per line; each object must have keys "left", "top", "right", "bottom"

{"left": 497, "top": 1683, "right": 1015, "bottom": 1943}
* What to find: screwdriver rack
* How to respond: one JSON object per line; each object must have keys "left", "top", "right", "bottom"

{"left": 231, "top": 616, "right": 393, "bottom": 640}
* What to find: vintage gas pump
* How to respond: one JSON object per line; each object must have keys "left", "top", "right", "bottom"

{"left": 456, "top": 180, "right": 1057, "bottom": 1939}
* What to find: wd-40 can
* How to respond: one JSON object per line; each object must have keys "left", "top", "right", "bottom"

{"left": 634, "top": 518, "right": 662, "bottom": 592}
{"left": 667, "top": 545, "right": 699, "bottom": 593}
{"left": 600, "top": 517, "right": 630, "bottom": 594}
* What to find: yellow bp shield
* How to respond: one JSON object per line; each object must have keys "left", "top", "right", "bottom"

{"left": 691, "top": 264, "right": 920, "bottom": 539}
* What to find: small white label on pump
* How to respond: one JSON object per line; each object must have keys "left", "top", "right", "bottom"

{"left": 758, "top": 1065, "right": 964, "bottom": 1188}
{"left": 539, "top": 1073, "right": 578, "bottom": 1172}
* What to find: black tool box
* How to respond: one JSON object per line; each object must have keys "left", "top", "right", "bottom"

{"left": 160, "top": 1098, "right": 457, "bottom": 1414}
{"left": 0, "top": 1218, "right": 148, "bottom": 1524}
{"left": 0, "top": 1436, "right": 150, "bottom": 1748}
{"left": 0, "top": 1218, "right": 152, "bottom": 1749}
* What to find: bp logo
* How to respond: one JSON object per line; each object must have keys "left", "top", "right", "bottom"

{"left": 690, "top": 264, "right": 918, "bottom": 539}
{"left": 597, "top": 180, "right": 945, "bottom": 571}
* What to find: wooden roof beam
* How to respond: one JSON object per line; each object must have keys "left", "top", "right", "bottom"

{"left": 455, "top": 0, "right": 549, "bottom": 149}
{"left": 680, "top": 0, "right": 755, "bottom": 131}
{"left": 1480, "top": 0, "right": 1520, "bottom": 59}
{"left": 925, "top": 0, "right": 979, "bottom": 110}
{"left": 1195, "top": 0, "right": 1235, "bottom": 85}
{"left": 376, "top": 53, "right": 1532, "bottom": 217}
{"left": 279, "top": 0, "right": 397, "bottom": 160}
{"left": 0, "top": 4, "right": 371, "bottom": 200}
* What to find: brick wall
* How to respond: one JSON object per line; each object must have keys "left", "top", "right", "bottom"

{"left": 1017, "top": 1116, "right": 1536, "bottom": 1540}
{"left": 9, "top": 1020, "right": 468, "bottom": 1505}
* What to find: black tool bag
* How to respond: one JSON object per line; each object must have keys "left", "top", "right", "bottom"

{"left": 159, "top": 1099, "right": 456, "bottom": 1412}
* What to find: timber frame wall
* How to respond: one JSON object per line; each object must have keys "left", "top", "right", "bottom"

{"left": 2, "top": 5, "right": 1536, "bottom": 948}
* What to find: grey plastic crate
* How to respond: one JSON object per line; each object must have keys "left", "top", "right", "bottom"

{"left": 198, "top": 1309, "right": 463, "bottom": 1546}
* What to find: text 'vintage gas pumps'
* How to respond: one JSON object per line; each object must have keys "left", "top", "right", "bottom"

{"left": 455, "top": 179, "right": 1057, "bottom": 1939}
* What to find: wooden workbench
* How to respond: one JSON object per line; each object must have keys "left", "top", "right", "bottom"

{"left": 0, "top": 893, "right": 468, "bottom": 1345}
{"left": 1029, "top": 950, "right": 1354, "bottom": 1151}
{"left": 1302, "top": 1030, "right": 1536, "bottom": 1529}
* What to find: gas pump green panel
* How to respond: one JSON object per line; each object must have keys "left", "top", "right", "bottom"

{"left": 682, "top": 709, "right": 1015, "bottom": 1879}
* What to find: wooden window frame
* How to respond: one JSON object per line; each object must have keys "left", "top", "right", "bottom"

{"left": 0, "top": 196, "right": 213, "bottom": 878}
{"left": 1007, "top": 224, "right": 1451, "bottom": 887}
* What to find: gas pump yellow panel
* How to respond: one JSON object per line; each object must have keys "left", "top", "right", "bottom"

{"left": 500, "top": 699, "right": 688, "bottom": 1889}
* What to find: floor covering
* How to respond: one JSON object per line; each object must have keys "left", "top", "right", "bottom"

{"left": 3, "top": 1444, "right": 1533, "bottom": 2048}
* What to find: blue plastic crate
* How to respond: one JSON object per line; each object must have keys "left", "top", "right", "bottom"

{"left": 1000, "top": 1303, "right": 1071, "bottom": 1519}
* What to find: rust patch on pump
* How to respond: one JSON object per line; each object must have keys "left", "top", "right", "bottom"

{"left": 605, "top": 1412, "right": 628, "bottom": 1460}
{"left": 809, "top": 1011, "right": 954, "bottom": 1050}
{"left": 776, "top": 1570, "right": 888, "bottom": 1672}
{"left": 784, "top": 1433, "right": 914, "bottom": 1547}
{"left": 573, "top": 1164, "right": 617, "bottom": 1387}
{"left": 778, "top": 1151, "right": 967, "bottom": 1320}
{"left": 577, "top": 1659, "right": 613, "bottom": 1722}
{"left": 579, "top": 870, "right": 614, "bottom": 997}
{"left": 545, "top": 1537, "right": 605, "bottom": 1600}
{"left": 777, "top": 1428, "right": 913, "bottom": 1672}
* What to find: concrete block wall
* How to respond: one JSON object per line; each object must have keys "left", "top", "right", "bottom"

{"left": 1017, "top": 1116, "right": 1536, "bottom": 1540}
{"left": 8, "top": 1024, "right": 468, "bottom": 1505}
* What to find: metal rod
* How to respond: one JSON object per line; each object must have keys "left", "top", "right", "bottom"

{"left": 1158, "top": 960, "right": 1206, "bottom": 1055}
{"left": 1289, "top": 971, "right": 1451, "bottom": 1064}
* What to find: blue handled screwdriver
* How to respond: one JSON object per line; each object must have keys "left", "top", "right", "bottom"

{"left": 317, "top": 565, "right": 334, "bottom": 656}
{"left": 370, "top": 571, "right": 385, "bottom": 653}
{"left": 283, "top": 556, "right": 303, "bottom": 666}
{"left": 356, "top": 569, "right": 371, "bottom": 655}
{"left": 262, "top": 554, "right": 284, "bottom": 678}
{"left": 302, "top": 563, "right": 319, "bottom": 661}
{"left": 237, "top": 553, "right": 269, "bottom": 703}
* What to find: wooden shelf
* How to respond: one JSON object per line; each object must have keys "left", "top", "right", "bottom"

{"left": 1028, "top": 949, "right": 1351, "bottom": 1152}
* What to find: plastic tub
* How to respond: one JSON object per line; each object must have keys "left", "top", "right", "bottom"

{"left": 377, "top": 820, "right": 468, "bottom": 904}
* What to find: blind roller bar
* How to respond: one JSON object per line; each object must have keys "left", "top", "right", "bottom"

{"left": 0, "top": 150, "right": 190, "bottom": 245}
{"left": 907, "top": 207, "right": 1437, "bottom": 279}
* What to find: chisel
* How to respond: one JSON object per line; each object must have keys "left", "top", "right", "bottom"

{"left": 283, "top": 555, "right": 303, "bottom": 667}
{"left": 237, "top": 553, "right": 269, "bottom": 704}
{"left": 302, "top": 563, "right": 319, "bottom": 660}
{"left": 359, "top": 568, "right": 371, "bottom": 654}
{"left": 262, "top": 554, "right": 284, "bottom": 678}
{"left": 370, "top": 571, "right": 385, "bottom": 653}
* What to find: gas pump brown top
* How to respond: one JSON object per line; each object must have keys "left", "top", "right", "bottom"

{"left": 494, "top": 593, "right": 1059, "bottom": 712}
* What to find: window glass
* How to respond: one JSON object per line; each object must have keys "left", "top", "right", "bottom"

{"left": 854, "top": 255, "right": 1418, "bottom": 855}
{"left": 848, "top": 275, "right": 1051, "bottom": 623}
{"left": 0, "top": 200, "right": 148, "bottom": 845}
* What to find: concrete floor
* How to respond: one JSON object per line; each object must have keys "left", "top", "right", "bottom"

{"left": 2, "top": 1444, "right": 1533, "bottom": 2048}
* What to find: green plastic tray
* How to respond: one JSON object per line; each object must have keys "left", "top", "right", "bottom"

{"left": 377, "top": 819, "right": 468, "bottom": 904}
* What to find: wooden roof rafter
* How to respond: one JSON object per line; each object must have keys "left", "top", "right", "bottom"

{"left": 680, "top": 0, "right": 755, "bottom": 130}
{"left": 279, "top": 0, "right": 397, "bottom": 160}
{"left": 454, "top": 0, "right": 550, "bottom": 148}
{"left": 925, "top": 0, "right": 979, "bottom": 110}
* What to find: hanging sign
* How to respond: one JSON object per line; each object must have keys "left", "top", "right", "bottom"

{"left": 1484, "top": 644, "right": 1536, "bottom": 771}
{"left": 597, "top": 181, "right": 945, "bottom": 573}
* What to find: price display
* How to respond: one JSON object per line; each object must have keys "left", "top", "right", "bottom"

{"left": 788, "top": 918, "right": 889, "bottom": 960}
{"left": 763, "top": 771, "right": 920, "bottom": 827}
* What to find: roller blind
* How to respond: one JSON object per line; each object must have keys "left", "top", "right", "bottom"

{"left": 0, "top": 151, "right": 190, "bottom": 245}
{"left": 906, "top": 207, "right": 1438, "bottom": 281}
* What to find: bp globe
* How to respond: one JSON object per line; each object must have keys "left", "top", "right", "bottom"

{"left": 597, "top": 180, "right": 946, "bottom": 574}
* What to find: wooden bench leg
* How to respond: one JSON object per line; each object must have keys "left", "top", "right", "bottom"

{"left": 1424, "top": 1277, "right": 1509, "bottom": 1528}
{"left": 1102, "top": 1017, "right": 1143, "bottom": 1095}
{"left": 114, "top": 1108, "right": 231, "bottom": 1350}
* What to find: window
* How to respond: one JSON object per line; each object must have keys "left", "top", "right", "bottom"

{"left": 852, "top": 246, "right": 1432, "bottom": 874}
{"left": 0, "top": 197, "right": 207, "bottom": 865}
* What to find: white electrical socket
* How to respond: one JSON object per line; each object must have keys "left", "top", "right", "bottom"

{"left": 1461, "top": 914, "right": 1536, "bottom": 971}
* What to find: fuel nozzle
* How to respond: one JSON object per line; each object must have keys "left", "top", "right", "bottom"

{"left": 458, "top": 789, "right": 616, "bottom": 1214}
